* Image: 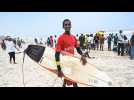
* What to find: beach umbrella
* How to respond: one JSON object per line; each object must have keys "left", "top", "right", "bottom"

{"left": 98, "top": 31, "right": 105, "bottom": 35}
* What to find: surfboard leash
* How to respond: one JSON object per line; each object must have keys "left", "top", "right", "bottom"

{"left": 37, "top": 62, "right": 96, "bottom": 87}
{"left": 22, "top": 51, "right": 26, "bottom": 87}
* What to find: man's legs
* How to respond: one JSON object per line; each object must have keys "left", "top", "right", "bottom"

{"left": 100, "top": 44, "right": 101, "bottom": 51}
{"left": 63, "top": 79, "right": 78, "bottom": 87}
{"left": 12, "top": 52, "right": 16, "bottom": 64}
{"left": 85, "top": 51, "right": 91, "bottom": 58}
{"left": 88, "top": 43, "right": 90, "bottom": 53}
{"left": 108, "top": 43, "right": 110, "bottom": 51}
{"left": 121, "top": 43, "right": 124, "bottom": 56}
{"left": 109, "top": 43, "right": 111, "bottom": 51}
{"left": 94, "top": 43, "right": 96, "bottom": 50}
{"left": 130, "top": 46, "right": 134, "bottom": 60}
{"left": 97, "top": 43, "right": 99, "bottom": 50}
{"left": 63, "top": 79, "right": 67, "bottom": 87}
{"left": 102, "top": 44, "right": 104, "bottom": 51}
{"left": 8, "top": 52, "right": 12, "bottom": 64}
{"left": 73, "top": 82, "right": 78, "bottom": 87}
{"left": 118, "top": 43, "right": 121, "bottom": 55}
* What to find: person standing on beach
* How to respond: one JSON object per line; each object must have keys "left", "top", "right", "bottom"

{"left": 34, "top": 38, "right": 38, "bottom": 44}
{"left": 118, "top": 30, "right": 125, "bottom": 56}
{"left": 89, "top": 34, "right": 95, "bottom": 50}
{"left": 76, "top": 34, "right": 79, "bottom": 40}
{"left": 1, "top": 40, "right": 6, "bottom": 50}
{"left": 79, "top": 34, "right": 85, "bottom": 50}
{"left": 47, "top": 37, "right": 51, "bottom": 46}
{"left": 5, "top": 37, "right": 19, "bottom": 64}
{"left": 50, "top": 35, "right": 54, "bottom": 47}
{"left": 83, "top": 34, "right": 88, "bottom": 50}
{"left": 39, "top": 38, "right": 43, "bottom": 44}
{"left": 55, "top": 19, "right": 87, "bottom": 87}
{"left": 17, "top": 37, "right": 22, "bottom": 48}
{"left": 54, "top": 35, "right": 57, "bottom": 47}
{"left": 107, "top": 34, "right": 112, "bottom": 51}
{"left": 113, "top": 34, "right": 118, "bottom": 46}
{"left": 83, "top": 34, "right": 91, "bottom": 58}
{"left": 99, "top": 34, "right": 105, "bottom": 51}
{"left": 94, "top": 34, "right": 99, "bottom": 50}
{"left": 130, "top": 32, "right": 134, "bottom": 60}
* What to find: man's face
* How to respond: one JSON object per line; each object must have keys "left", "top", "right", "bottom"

{"left": 63, "top": 21, "right": 71, "bottom": 32}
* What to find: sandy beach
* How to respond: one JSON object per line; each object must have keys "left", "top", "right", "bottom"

{"left": 0, "top": 43, "right": 134, "bottom": 87}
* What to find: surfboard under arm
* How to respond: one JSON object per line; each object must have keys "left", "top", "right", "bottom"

{"left": 38, "top": 63, "right": 96, "bottom": 87}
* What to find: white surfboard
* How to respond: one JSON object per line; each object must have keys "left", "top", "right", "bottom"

{"left": 40, "top": 46, "right": 114, "bottom": 87}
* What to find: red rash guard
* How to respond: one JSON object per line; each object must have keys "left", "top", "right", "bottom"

{"left": 55, "top": 33, "right": 78, "bottom": 55}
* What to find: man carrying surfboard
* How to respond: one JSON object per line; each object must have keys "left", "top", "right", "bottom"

{"left": 55, "top": 19, "right": 87, "bottom": 87}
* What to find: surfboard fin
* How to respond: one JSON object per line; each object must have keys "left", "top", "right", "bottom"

{"left": 24, "top": 45, "right": 45, "bottom": 63}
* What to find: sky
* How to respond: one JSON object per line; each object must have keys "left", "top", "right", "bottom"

{"left": 0, "top": 12, "right": 134, "bottom": 40}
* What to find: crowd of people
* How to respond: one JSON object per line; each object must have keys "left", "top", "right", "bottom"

{"left": 46, "top": 35, "right": 57, "bottom": 48}
{"left": 73, "top": 30, "right": 134, "bottom": 60}
{"left": 34, "top": 35, "right": 57, "bottom": 48}
{"left": 1, "top": 29, "right": 134, "bottom": 66}
{"left": 43, "top": 29, "right": 134, "bottom": 61}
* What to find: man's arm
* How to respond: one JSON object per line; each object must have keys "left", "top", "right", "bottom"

{"left": 13, "top": 41, "right": 19, "bottom": 51}
{"left": 76, "top": 47, "right": 83, "bottom": 55}
{"left": 75, "top": 38, "right": 87, "bottom": 65}
{"left": 55, "top": 51, "right": 64, "bottom": 77}
{"left": 55, "top": 52, "right": 61, "bottom": 71}
{"left": 76, "top": 47, "right": 87, "bottom": 65}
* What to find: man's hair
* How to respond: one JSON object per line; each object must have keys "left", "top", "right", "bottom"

{"left": 119, "top": 30, "right": 123, "bottom": 33}
{"left": 63, "top": 19, "right": 71, "bottom": 28}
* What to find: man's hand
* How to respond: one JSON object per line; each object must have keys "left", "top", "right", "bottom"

{"left": 15, "top": 46, "right": 19, "bottom": 51}
{"left": 57, "top": 65, "right": 64, "bottom": 77}
{"left": 80, "top": 54, "right": 87, "bottom": 65}
{"left": 58, "top": 70, "right": 64, "bottom": 77}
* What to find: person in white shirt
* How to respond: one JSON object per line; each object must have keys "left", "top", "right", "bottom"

{"left": 5, "top": 37, "right": 19, "bottom": 64}
{"left": 117, "top": 30, "right": 125, "bottom": 56}
{"left": 87, "top": 34, "right": 93, "bottom": 50}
